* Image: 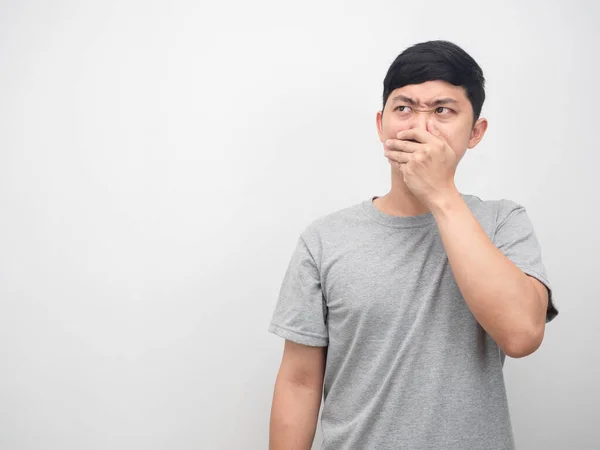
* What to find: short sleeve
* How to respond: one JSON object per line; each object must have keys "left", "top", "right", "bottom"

{"left": 493, "top": 200, "right": 558, "bottom": 323}
{"left": 268, "top": 235, "right": 329, "bottom": 346}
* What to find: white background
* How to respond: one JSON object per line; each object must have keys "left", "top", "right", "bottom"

{"left": 0, "top": 1, "right": 598, "bottom": 449}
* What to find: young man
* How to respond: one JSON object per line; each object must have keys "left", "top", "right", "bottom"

{"left": 268, "top": 40, "right": 558, "bottom": 450}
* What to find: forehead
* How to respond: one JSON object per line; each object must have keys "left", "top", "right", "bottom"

{"left": 388, "top": 80, "right": 469, "bottom": 105}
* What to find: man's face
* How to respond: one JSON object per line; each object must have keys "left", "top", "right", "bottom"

{"left": 376, "top": 80, "right": 487, "bottom": 164}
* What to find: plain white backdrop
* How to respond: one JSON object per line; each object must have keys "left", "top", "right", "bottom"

{"left": 0, "top": 0, "right": 598, "bottom": 449}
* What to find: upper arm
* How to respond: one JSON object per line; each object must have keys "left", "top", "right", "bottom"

{"left": 277, "top": 339, "right": 327, "bottom": 391}
{"left": 269, "top": 231, "right": 328, "bottom": 390}
{"left": 268, "top": 233, "right": 329, "bottom": 346}
{"left": 528, "top": 275, "right": 549, "bottom": 320}
{"left": 493, "top": 200, "right": 558, "bottom": 323}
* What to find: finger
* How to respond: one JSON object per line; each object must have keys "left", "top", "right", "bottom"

{"left": 396, "top": 128, "right": 432, "bottom": 143}
{"left": 384, "top": 148, "right": 411, "bottom": 164}
{"left": 426, "top": 120, "right": 442, "bottom": 138}
{"left": 385, "top": 138, "right": 419, "bottom": 154}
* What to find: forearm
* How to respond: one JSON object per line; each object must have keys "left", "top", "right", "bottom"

{"left": 269, "top": 377, "right": 322, "bottom": 450}
{"left": 430, "top": 191, "right": 545, "bottom": 357}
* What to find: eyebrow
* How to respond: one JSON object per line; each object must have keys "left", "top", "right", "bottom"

{"left": 391, "top": 95, "right": 459, "bottom": 107}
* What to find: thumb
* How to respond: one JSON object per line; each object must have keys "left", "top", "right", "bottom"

{"left": 427, "top": 120, "right": 442, "bottom": 138}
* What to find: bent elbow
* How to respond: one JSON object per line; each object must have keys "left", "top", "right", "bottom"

{"left": 501, "top": 325, "right": 545, "bottom": 359}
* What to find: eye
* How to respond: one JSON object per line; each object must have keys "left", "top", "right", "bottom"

{"left": 394, "top": 105, "right": 412, "bottom": 113}
{"left": 435, "top": 107, "right": 453, "bottom": 115}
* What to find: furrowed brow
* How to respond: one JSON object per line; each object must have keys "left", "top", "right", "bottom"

{"left": 424, "top": 98, "right": 458, "bottom": 107}
{"left": 391, "top": 95, "right": 417, "bottom": 105}
{"left": 391, "top": 95, "right": 458, "bottom": 107}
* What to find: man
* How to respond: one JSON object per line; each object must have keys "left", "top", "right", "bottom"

{"left": 268, "top": 40, "right": 558, "bottom": 450}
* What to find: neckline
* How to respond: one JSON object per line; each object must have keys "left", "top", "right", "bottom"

{"left": 361, "top": 195, "right": 439, "bottom": 229}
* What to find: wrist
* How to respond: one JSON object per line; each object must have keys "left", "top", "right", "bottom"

{"left": 428, "top": 187, "right": 463, "bottom": 218}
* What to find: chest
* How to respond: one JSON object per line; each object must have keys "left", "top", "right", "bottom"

{"left": 320, "top": 228, "right": 470, "bottom": 336}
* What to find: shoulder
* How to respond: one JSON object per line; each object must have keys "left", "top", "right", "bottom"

{"left": 298, "top": 200, "right": 366, "bottom": 253}
{"left": 461, "top": 193, "right": 527, "bottom": 225}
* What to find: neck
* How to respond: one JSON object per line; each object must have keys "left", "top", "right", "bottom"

{"left": 374, "top": 170, "right": 431, "bottom": 217}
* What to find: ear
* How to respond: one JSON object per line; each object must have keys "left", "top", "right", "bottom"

{"left": 376, "top": 110, "right": 384, "bottom": 143}
{"left": 468, "top": 118, "right": 488, "bottom": 149}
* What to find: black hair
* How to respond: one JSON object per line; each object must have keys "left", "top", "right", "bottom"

{"left": 382, "top": 40, "right": 485, "bottom": 124}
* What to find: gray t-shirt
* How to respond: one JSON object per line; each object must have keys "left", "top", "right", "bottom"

{"left": 268, "top": 193, "right": 558, "bottom": 450}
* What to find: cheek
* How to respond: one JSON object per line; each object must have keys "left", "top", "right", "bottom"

{"left": 382, "top": 118, "right": 410, "bottom": 139}
{"left": 442, "top": 132, "right": 458, "bottom": 147}
{"left": 439, "top": 127, "right": 470, "bottom": 156}
{"left": 435, "top": 127, "right": 455, "bottom": 145}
